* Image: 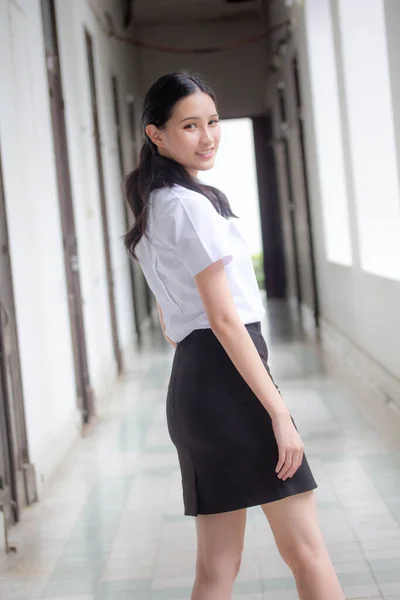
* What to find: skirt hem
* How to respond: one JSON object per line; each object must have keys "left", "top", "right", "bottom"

{"left": 183, "top": 481, "right": 318, "bottom": 517}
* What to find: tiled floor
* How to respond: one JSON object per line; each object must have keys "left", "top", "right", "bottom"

{"left": 1, "top": 300, "right": 400, "bottom": 599}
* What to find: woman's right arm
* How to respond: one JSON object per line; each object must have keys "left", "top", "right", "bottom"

{"left": 194, "top": 259, "right": 304, "bottom": 482}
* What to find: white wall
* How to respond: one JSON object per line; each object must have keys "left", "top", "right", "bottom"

{"left": 304, "top": 0, "right": 353, "bottom": 267}
{"left": 297, "top": 0, "right": 400, "bottom": 379}
{"left": 268, "top": 0, "right": 400, "bottom": 410}
{"left": 0, "top": 0, "right": 77, "bottom": 486}
{"left": 337, "top": 0, "right": 400, "bottom": 281}
{"left": 55, "top": 0, "right": 139, "bottom": 395}
{"left": 0, "top": 0, "right": 139, "bottom": 488}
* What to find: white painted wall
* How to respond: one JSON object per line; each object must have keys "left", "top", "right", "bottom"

{"left": 55, "top": 0, "right": 140, "bottom": 396}
{"left": 268, "top": 0, "right": 400, "bottom": 398}
{"left": 297, "top": 0, "right": 400, "bottom": 379}
{"left": 337, "top": 0, "right": 400, "bottom": 281}
{"left": 0, "top": 0, "right": 139, "bottom": 489}
{"left": 304, "top": 0, "right": 353, "bottom": 267}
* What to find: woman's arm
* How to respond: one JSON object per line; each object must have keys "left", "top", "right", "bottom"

{"left": 194, "top": 259, "right": 304, "bottom": 481}
{"left": 157, "top": 302, "right": 177, "bottom": 349}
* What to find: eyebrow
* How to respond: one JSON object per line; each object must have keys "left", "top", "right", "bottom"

{"left": 180, "top": 114, "right": 219, "bottom": 123}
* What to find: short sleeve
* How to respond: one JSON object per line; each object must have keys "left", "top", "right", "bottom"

{"left": 158, "top": 188, "right": 233, "bottom": 277}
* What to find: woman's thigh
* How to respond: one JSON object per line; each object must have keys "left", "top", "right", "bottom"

{"left": 261, "top": 491, "right": 326, "bottom": 564}
{"left": 195, "top": 508, "right": 247, "bottom": 570}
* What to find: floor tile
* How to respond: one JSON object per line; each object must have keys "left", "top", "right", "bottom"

{"left": 1, "top": 302, "right": 399, "bottom": 600}
{"left": 261, "top": 577, "right": 297, "bottom": 591}
{"left": 99, "top": 579, "right": 152, "bottom": 592}
{"left": 41, "top": 597, "right": 95, "bottom": 600}
{"left": 151, "top": 587, "right": 192, "bottom": 599}
{"left": 234, "top": 579, "right": 263, "bottom": 594}
{"left": 98, "top": 592, "right": 151, "bottom": 600}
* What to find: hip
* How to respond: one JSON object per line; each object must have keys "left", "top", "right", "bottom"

{"left": 166, "top": 322, "right": 279, "bottom": 450}
{"left": 167, "top": 322, "right": 276, "bottom": 409}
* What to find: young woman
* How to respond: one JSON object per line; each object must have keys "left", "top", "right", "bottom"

{"left": 124, "top": 72, "right": 344, "bottom": 600}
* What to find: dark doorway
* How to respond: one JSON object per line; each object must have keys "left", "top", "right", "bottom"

{"left": 252, "top": 115, "right": 287, "bottom": 299}
{"left": 126, "top": 97, "right": 154, "bottom": 331}
{"left": 292, "top": 56, "right": 320, "bottom": 327}
{"left": 126, "top": 96, "right": 139, "bottom": 167}
{"left": 276, "top": 81, "right": 302, "bottom": 309}
{"left": 0, "top": 148, "right": 36, "bottom": 535}
{"left": 111, "top": 76, "right": 142, "bottom": 344}
{"left": 41, "top": 0, "right": 95, "bottom": 424}
{"left": 85, "top": 30, "right": 123, "bottom": 373}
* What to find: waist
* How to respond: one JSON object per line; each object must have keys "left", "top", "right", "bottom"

{"left": 177, "top": 321, "right": 261, "bottom": 348}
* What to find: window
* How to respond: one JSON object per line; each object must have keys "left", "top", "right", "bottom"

{"left": 305, "top": 0, "right": 353, "bottom": 266}
{"left": 338, "top": 0, "right": 400, "bottom": 280}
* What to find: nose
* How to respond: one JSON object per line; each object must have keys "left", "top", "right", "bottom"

{"left": 200, "top": 126, "right": 214, "bottom": 146}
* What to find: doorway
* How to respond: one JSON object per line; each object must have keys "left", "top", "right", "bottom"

{"left": 111, "top": 76, "right": 143, "bottom": 344}
{"left": 252, "top": 115, "right": 287, "bottom": 299}
{"left": 276, "top": 81, "right": 303, "bottom": 309}
{"left": 85, "top": 30, "right": 123, "bottom": 373}
{"left": 0, "top": 148, "right": 36, "bottom": 533}
{"left": 125, "top": 95, "right": 154, "bottom": 331}
{"left": 41, "top": 0, "right": 95, "bottom": 424}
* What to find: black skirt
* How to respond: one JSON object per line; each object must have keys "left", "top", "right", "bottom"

{"left": 166, "top": 322, "right": 317, "bottom": 516}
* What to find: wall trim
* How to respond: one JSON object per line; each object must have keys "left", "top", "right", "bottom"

{"left": 300, "top": 302, "right": 318, "bottom": 340}
{"left": 33, "top": 409, "right": 82, "bottom": 500}
{"left": 320, "top": 317, "right": 400, "bottom": 448}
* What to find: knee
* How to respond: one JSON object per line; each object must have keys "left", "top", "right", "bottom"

{"left": 197, "top": 552, "right": 242, "bottom": 583}
{"left": 280, "top": 540, "right": 326, "bottom": 576}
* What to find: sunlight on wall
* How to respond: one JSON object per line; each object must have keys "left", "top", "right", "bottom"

{"left": 338, "top": 0, "right": 400, "bottom": 281}
{"left": 199, "top": 118, "right": 263, "bottom": 256}
{"left": 305, "top": 0, "right": 353, "bottom": 267}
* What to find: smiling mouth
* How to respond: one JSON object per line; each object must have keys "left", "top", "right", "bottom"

{"left": 196, "top": 148, "right": 214, "bottom": 156}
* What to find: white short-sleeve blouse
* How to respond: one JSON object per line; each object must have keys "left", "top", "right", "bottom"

{"left": 135, "top": 184, "right": 265, "bottom": 342}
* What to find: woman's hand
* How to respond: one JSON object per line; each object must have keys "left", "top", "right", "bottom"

{"left": 272, "top": 411, "right": 305, "bottom": 481}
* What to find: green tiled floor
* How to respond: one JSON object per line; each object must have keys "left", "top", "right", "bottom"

{"left": 1, "top": 304, "right": 399, "bottom": 600}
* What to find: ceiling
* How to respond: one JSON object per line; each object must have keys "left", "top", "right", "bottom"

{"left": 132, "top": 0, "right": 265, "bottom": 26}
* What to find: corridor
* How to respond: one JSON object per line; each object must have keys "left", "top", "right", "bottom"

{"left": 1, "top": 301, "right": 399, "bottom": 600}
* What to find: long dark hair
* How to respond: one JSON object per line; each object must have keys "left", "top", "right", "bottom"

{"left": 124, "top": 71, "right": 236, "bottom": 259}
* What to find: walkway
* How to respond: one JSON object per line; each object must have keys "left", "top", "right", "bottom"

{"left": 1, "top": 301, "right": 400, "bottom": 600}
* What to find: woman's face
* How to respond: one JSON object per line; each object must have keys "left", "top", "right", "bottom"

{"left": 146, "top": 91, "right": 221, "bottom": 176}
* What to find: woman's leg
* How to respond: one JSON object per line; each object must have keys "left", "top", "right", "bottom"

{"left": 191, "top": 508, "right": 247, "bottom": 600}
{"left": 262, "top": 491, "right": 345, "bottom": 600}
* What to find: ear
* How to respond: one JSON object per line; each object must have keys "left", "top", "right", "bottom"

{"left": 145, "top": 124, "right": 165, "bottom": 149}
